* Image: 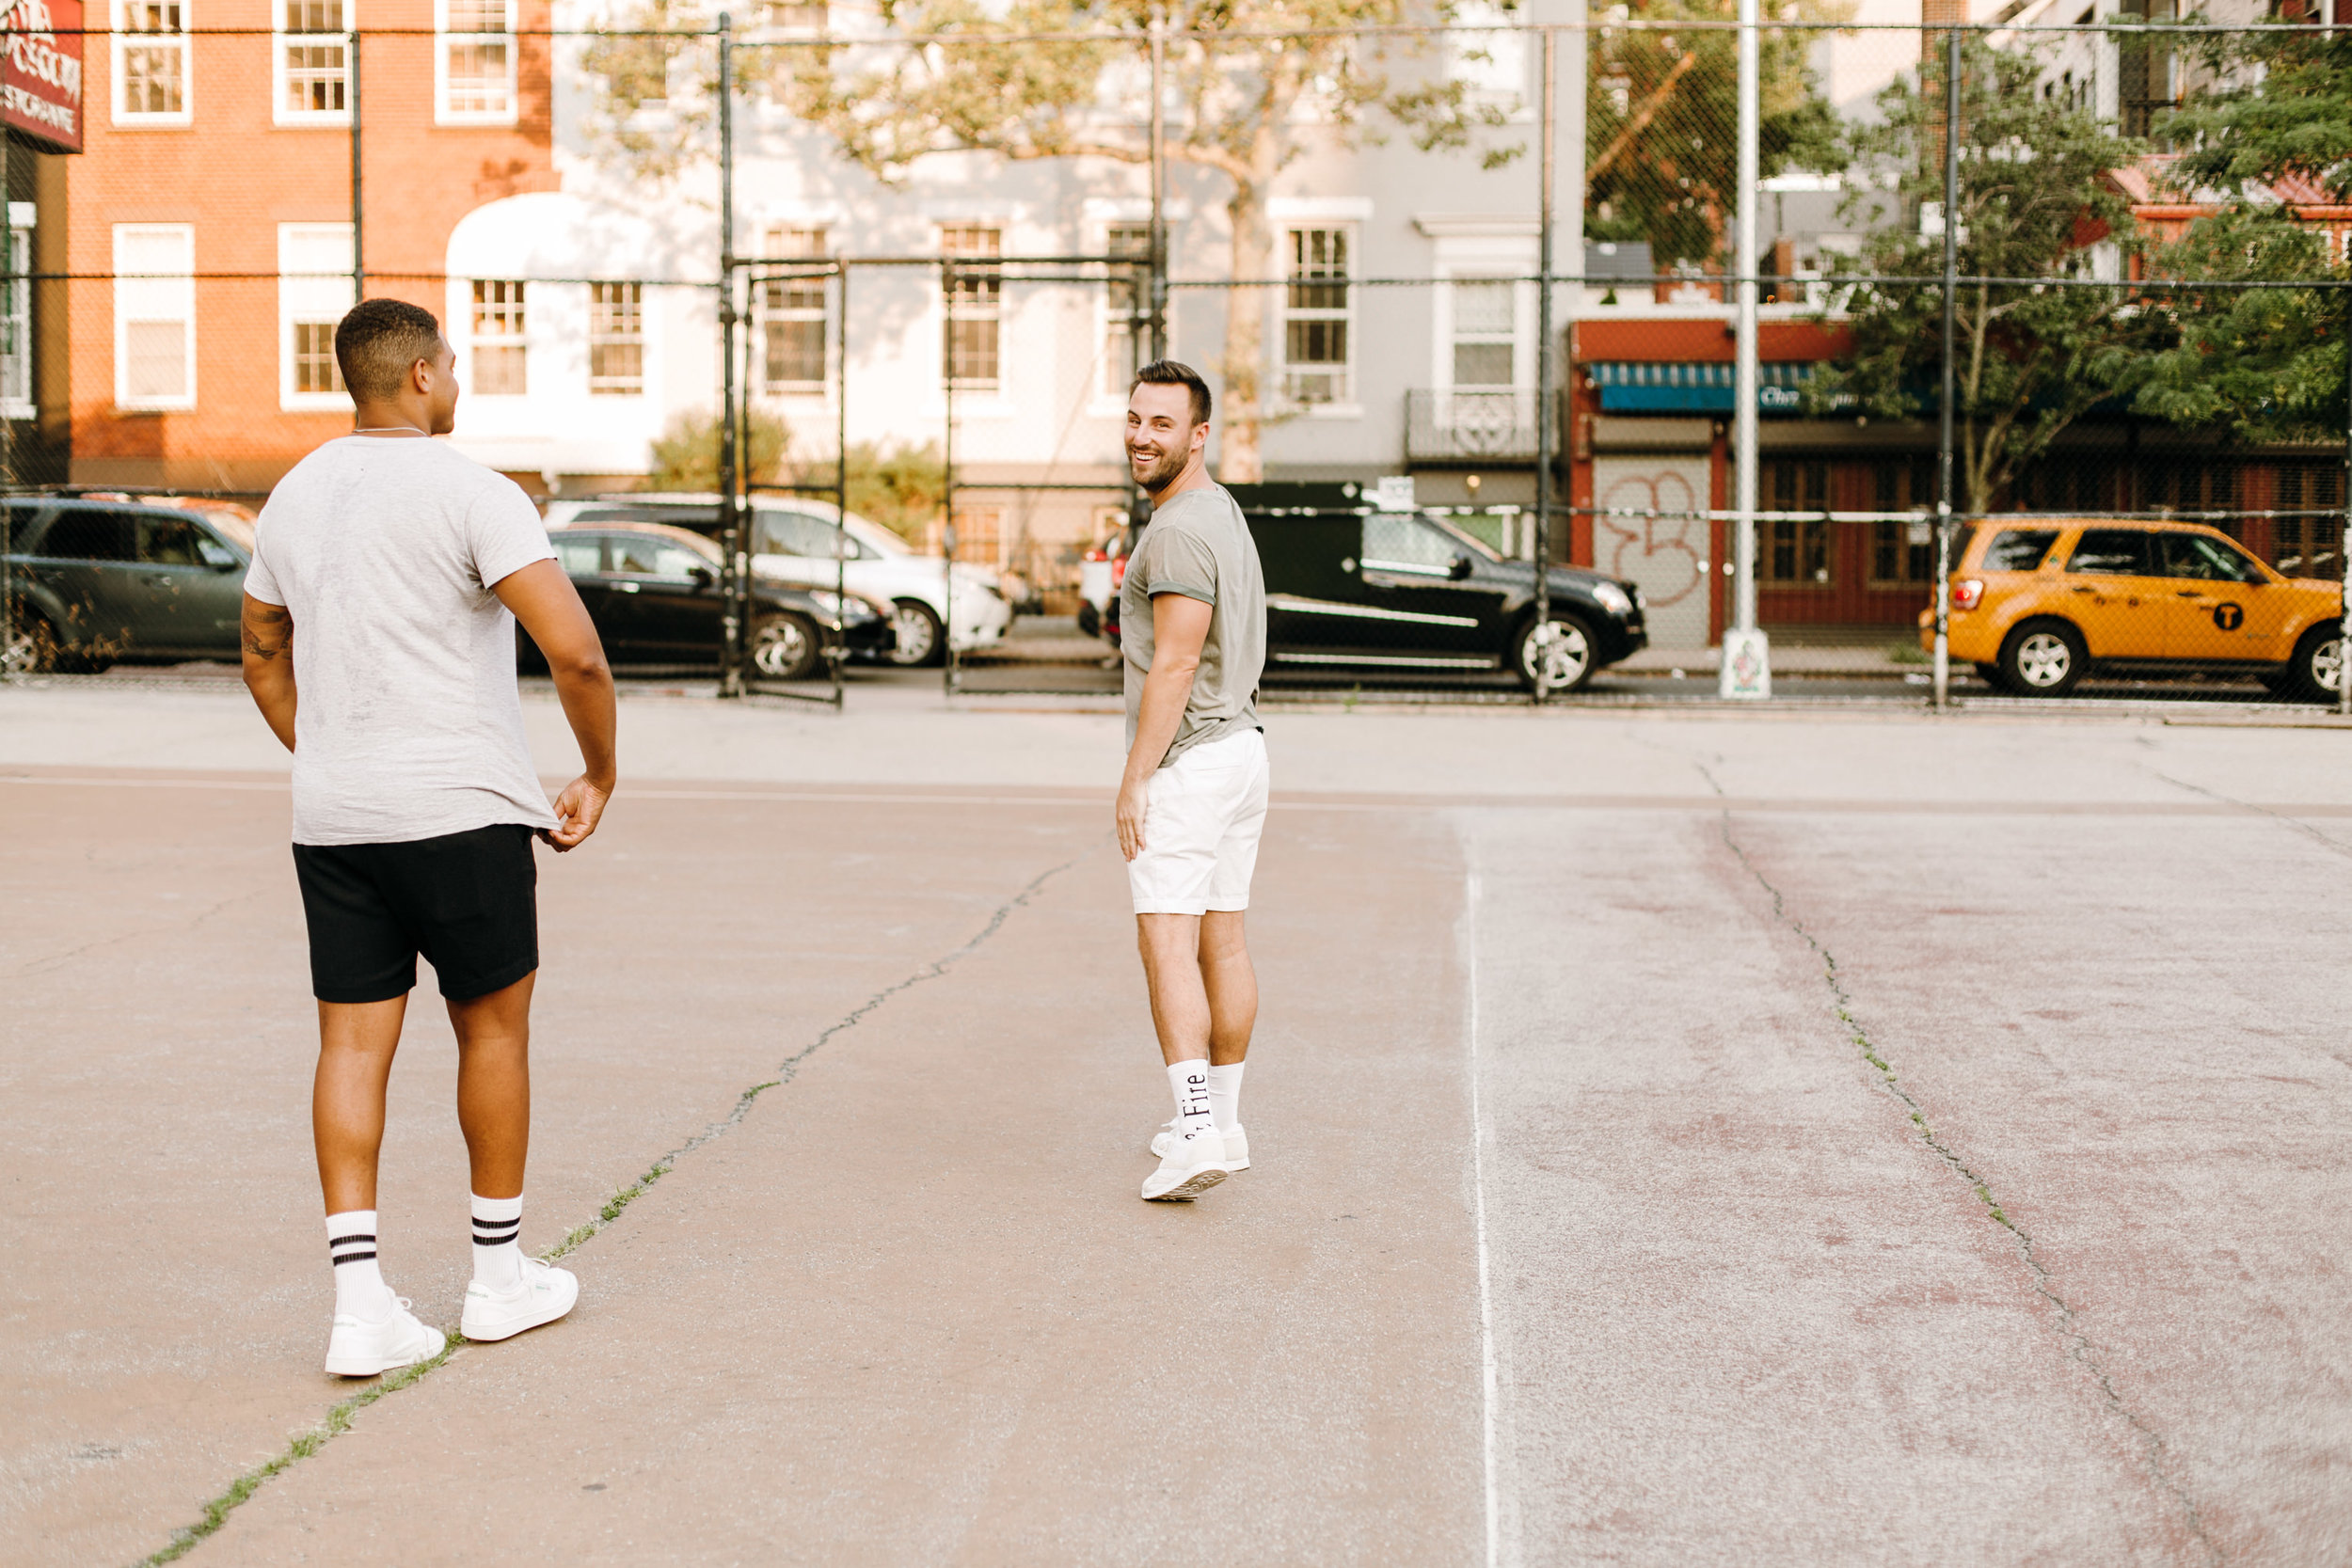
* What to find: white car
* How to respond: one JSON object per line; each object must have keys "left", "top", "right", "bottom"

{"left": 540, "top": 494, "right": 1013, "bottom": 667}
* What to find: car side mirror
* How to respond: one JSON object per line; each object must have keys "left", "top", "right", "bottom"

{"left": 689, "top": 565, "right": 715, "bottom": 591}
{"left": 1449, "top": 553, "right": 1474, "bottom": 580}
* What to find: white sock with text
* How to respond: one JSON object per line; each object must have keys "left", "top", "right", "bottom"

{"left": 1167, "top": 1060, "right": 1216, "bottom": 1145}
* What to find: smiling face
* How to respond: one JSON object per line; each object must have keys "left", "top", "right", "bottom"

{"left": 1125, "top": 381, "right": 1204, "bottom": 493}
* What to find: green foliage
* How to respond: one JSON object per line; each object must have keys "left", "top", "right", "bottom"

{"left": 1585, "top": 0, "right": 1848, "bottom": 267}
{"left": 816, "top": 439, "right": 948, "bottom": 544}
{"left": 1815, "top": 40, "right": 2150, "bottom": 513}
{"left": 2135, "top": 26, "right": 2352, "bottom": 445}
{"left": 649, "top": 405, "right": 791, "bottom": 491}
{"left": 577, "top": 0, "right": 715, "bottom": 184}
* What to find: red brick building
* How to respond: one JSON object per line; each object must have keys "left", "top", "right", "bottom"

{"left": 41, "top": 0, "right": 553, "bottom": 491}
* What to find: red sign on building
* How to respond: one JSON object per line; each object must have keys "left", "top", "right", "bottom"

{"left": 0, "top": 0, "right": 82, "bottom": 153}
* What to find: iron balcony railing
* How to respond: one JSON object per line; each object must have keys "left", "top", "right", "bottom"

{"left": 1405, "top": 388, "right": 1548, "bottom": 466}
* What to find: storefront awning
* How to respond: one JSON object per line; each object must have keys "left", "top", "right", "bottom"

{"left": 1590, "top": 360, "right": 1820, "bottom": 414}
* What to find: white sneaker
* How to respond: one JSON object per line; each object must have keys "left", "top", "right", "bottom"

{"left": 323, "top": 1296, "right": 446, "bottom": 1378}
{"left": 461, "top": 1257, "right": 580, "bottom": 1343}
{"left": 1150, "top": 1118, "right": 1249, "bottom": 1170}
{"left": 1142, "top": 1126, "right": 1231, "bottom": 1202}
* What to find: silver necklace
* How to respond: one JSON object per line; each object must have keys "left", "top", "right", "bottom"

{"left": 352, "top": 426, "right": 426, "bottom": 436}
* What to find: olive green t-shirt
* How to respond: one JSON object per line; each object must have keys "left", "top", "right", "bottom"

{"left": 1120, "top": 483, "right": 1266, "bottom": 768}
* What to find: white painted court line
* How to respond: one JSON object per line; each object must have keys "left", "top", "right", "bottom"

{"left": 1466, "top": 857, "right": 1502, "bottom": 1568}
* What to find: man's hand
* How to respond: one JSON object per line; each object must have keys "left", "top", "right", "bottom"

{"left": 1117, "top": 775, "right": 1150, "bottom": 861}
{"left": 543, "top": 775, "right": 610, "bottom": 851}
{"left": 493, "top": 559, "right": 618, "bottom": 854}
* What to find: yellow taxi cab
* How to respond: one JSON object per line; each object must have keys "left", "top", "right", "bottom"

{"left": 1918, "top": 518, "right": 2346, "bottom": 699}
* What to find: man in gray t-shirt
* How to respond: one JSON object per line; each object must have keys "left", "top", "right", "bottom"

{"left": 1117, "top": 361, "right": 1272, "bottom": 1204}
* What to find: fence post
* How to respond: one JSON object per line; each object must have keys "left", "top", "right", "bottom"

{"left": 349, "top": 24, "right": 362, "bottom": 301}
{"left": 1531, "top": 25, "right": 1554, "bottom": 705}
{"left": 1932, "top": 25, "right": 1961, "bottom": 713}
{"left": 1722, "top": 0, "right": 1765, "bottom": 700}
{"left": 943, "top": 256, "right": 959, "bottom": 697}
{"left": 2340, "top": 292, "right": 2351, "bottom": 716}
{"left": 1148, "top": 6, "right": 1168, "bottom": 363}
{"left": 717, "top": 11, "right": 745, "bottom": 698}
{"left": 835, "top": 261, "right": 850, "bottom": 710}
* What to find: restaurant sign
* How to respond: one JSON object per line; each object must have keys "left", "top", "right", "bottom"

{"left": 0, "top": 0, "right": 82, "bottom": 153}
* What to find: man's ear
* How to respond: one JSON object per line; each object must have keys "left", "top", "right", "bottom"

{"left": 411, "top": 356, "right": 434, "bottom": 394}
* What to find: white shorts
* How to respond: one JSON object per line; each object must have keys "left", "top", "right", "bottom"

{"left": 1128, "top": 728, "right": 1270, "bottom": 916}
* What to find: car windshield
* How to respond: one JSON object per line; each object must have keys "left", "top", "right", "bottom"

{"left": 609, "top": 532, "right": 720, "bottom": 574}
{"left": 2158, "top": 531, "right": 2266, "bottom": 584}
{"left": 840, "top": 515, "right": 912, "bottom": 557}
{"left": 1422, "top": 513, "right": 1503, "bottom": 563}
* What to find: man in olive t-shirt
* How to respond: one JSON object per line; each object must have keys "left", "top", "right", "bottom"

{"left": 1116, "top": 360, "right": 1271, "bottom": 1204}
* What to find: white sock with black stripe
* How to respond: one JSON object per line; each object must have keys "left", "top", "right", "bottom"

{"left": 470, "top": 1194, "right": 524, "bottom": 1292}
{"left": 326, "top": 1210, "right": 391, "bottom": 1321}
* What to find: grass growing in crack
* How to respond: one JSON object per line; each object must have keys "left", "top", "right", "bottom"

{"left": 133, "top": 849, "right": 1089, "bottom": 1564}
{"left": 1712, "top": 805, "right": 2220, "bottom": 1565}
{"left": 135, "top": 1339, "right": 457, "bottom": 1566}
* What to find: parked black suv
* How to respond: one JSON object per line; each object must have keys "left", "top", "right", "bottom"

{"left": 1226, "top": 483, "right": 1646, "bottom": 691}
{"left": 2, "top": 497, "right": 250, "bottom": 673}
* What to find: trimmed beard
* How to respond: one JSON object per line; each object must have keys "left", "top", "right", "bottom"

{"left": 1131, "top": 442, "right": 1188, "bottom": 492}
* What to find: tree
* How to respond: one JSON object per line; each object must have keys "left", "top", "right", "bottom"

{"left": 651, "top": 405, "right": 791, "bottom": 490}
{"left": 580, "top": 2, "right": 1516, "bottom": 482}
{"left": 1814, "top": 40, "right": 2152, "bottom": 514}
{"left": 1585, "top": 0, "right": 1845, "bottom": 268}
{"left": 2131, "top": 25, "right": 2352, "bottom": 445}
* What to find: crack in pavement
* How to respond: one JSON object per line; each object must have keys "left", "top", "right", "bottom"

{"left": 135, "top": 844, "right": 1097, "bottom": 1566}
{"left": 18, "top": 888, "right": 264, "bottom": 976}
{"left": 1699, "top": 768, "right": 2223, "bottom": 1565}
{"left": 2144, "top": 768, "right": 2352, "bottom": 862}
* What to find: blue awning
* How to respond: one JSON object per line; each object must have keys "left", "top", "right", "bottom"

{"left": 1590, "top": 360, "right": 1821, "bottom": 414}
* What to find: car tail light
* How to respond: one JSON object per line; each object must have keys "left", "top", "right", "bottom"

{"left": 1951, "top": 578, "right": 1984, "bottom": 611}
{"left": 1084, "top": 548, "right": 1107, "bottom": 562}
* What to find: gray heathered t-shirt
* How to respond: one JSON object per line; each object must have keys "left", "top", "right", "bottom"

{"left": 1121, "top": 482, "right": 1265, "bottom": 768}
{"left": 244, "top": 436, "right": 560, "bottom": 847}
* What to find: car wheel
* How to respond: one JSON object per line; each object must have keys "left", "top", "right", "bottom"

{"left": 749, "top": 612, "right": 820, "bottom": 681}
{"left": 1514, "top": 611, "right": 1597, "bottom": 693}
{"left": 2, "top": 614, "right": 59, "bottom": 674}
{"left": 1996, "top": 620, "right": 2086, "bottom": 697}
{"left": 2281, "top": 624, "right": 2344, "bottom": 704}
{"left": 887, "top": 598, "right": 944, "bottom": 667}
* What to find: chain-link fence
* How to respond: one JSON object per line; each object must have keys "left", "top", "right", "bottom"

{"left": 4, "top": 10, "right": 2349, "bottom": 709}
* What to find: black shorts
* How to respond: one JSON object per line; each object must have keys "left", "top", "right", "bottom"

{"left": 293, "top": 824, "right": 540, "bottom": 1004}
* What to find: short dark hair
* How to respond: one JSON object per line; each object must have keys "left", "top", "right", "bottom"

{"left": 1132, "top": 359, "right": 1212, "bottom": 429}
{"left": 335, "top": 298, "right": 444, "bottom": 402}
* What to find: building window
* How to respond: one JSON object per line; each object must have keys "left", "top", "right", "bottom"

{"left": 1868, "top": 457, "right": 1935, "bottom": 586}
{"left": 438, "top": 0, "right": 516, "bottom": 123}
{"left": 1282, "top": 226, "right": 1352, "bottom": 404}
{"left": 949, "top": 504, "right": 1003, "bottom": 566}
{"left": 589, "top": 281, "right": 644, "bottom": 395}
{"left": 277, "top": 0, "right": 350, "bottom": 121}
{"left": 760, "top": 226, "right": 828, "bottom": 392}
{"left": 1101, "top": 223, "right": 1151, "bottom": 398}
{"left": 941, "top": 225, "right": 1000, "bottom": 388}
{"left": 116, "top": 224, "right": 196, "bottom": 410}
{"left": 471, "top": 279, "right": 526, "bottom": 395}
{"left": 2, "top": 216, "right": 31, "bottom": 419}
{"left": 2269, "top": 466, "right": 2343, "bottom": 580}
{"left": 1450, "top": 277, "right": 1516, "bottom": 388}
{"left": 116, "top": 0, "right": 191, "bottom": 123}
{"left": 278, "top": 223, "right": 354, "bottom": 408}
{"left": 1763, "top": 459, "right": 1832, "bottom": 586}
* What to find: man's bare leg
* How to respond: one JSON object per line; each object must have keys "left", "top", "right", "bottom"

{"left": 1137, "top": 912, "right": 1210, "bottom": 1066}
{"left": 450, "top": 973, "right": 533, "bottom": 1201}
{"left": 1199, "top": 910, "right": 1256, "bottom": 1068}
{"left": 316, "top": 996, "right": 409, "bottom": 1213}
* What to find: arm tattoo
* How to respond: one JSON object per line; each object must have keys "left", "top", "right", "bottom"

{"left": 242, "top": 602, "right": 294, "bottom": 661}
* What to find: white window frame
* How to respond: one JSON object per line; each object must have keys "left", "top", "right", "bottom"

{"left": 436, "top": 0, "right": 518, "bottom": 126}
{"left": 274, "top": 0, "right": 354, "bottom": 126}
{"left": 758, "top": 225, "right": 829, "bottom": 395}
{"left": 2, "top": 205, "right": 34, "bottom": 420}
{"left": 278, "top": 223, "right": 354, "bottom": 412}
{"left": 1098, "top": 222, "right": 1152, "bottom": 401}
{"left": 587, "top": 280, "right": 645, "bottom": 397}
{"left": 469, "top": 278, "right": 528, "bottom": 395}
{"left": 1279, "top": 224, "right": 1356, "bottom": 411}
{"left": 113, "top": 0, "right": 193, "bottom": 128}
{"left": 940, "top": 224, "right": 1002, "bottom": 391}
{"left": 114, "top": 223, "right": 197, "bottom": 413}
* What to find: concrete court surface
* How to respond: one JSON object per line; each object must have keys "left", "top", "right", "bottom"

{"left": 5, "top": 680, "right": 2351, "bottom": 1565}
